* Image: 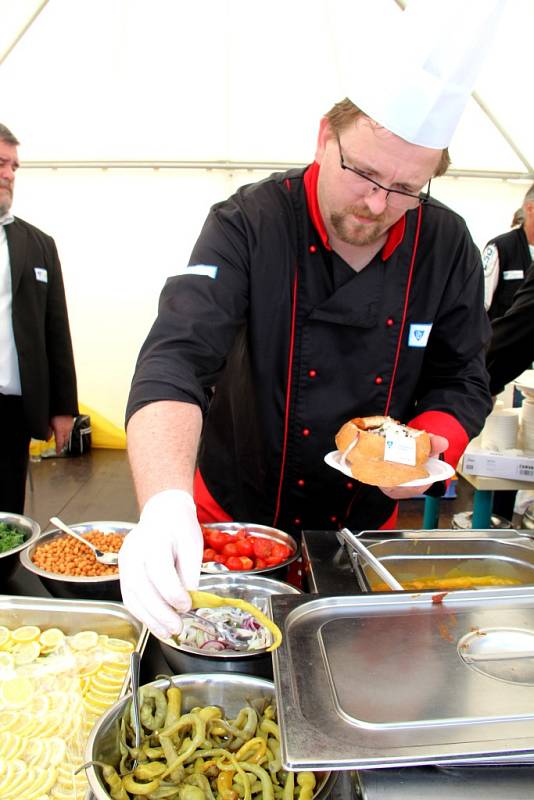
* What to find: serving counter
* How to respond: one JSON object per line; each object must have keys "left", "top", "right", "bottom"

{"left": 3, "top": 532, "right": 534, "bottom": 799}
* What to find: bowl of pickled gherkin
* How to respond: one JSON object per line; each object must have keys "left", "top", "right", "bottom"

{"left": 0, "top": 511, "right": 40, "bottom": 581}
{"left": 84, "top": 672, "right": 336, "bottom": 800}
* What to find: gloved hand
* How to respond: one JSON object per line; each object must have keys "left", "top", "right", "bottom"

{"left": 118, "top": 489, "right": 203, "bottom": 639}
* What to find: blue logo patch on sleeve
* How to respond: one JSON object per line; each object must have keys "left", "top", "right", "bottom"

{"left": 408, "top": 323, "right": 432, "bottom": 348}
{"left": 178, "top": 264, "right": 218, "bottom": 279}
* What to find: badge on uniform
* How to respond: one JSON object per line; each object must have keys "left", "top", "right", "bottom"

{"left": 34, "top": 267, "right": 48, "bottom": 283}
{"left": 408, "top": 323, "right": 432, "bottom": 348}
{"left": 177, "top": 264, "right": 218, "bottom": 279}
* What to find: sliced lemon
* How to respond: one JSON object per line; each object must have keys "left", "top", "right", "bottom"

{"left": 25, "top": 736, "right": 47, "bottom": 765}
{"left": 12, "top": 640, "right": 41, "bottom": 665}
{"left": 20, "top": 766, "right": 58, "bottom": 800}
{"left": 39, "top": 628, "right": 66, "bottom": 653}
{"left": 42, "top": 736, "right": 67, "bottom": 767}
{"left": 99, "top": 660, "right": 128, "bottom": 677}
{"left": 0, "top": 729, "right": 23, "bottom": 759}
{"left": 0, "top": 675, "right": 35, "bottom": 707}
{"left": 16, "top": 712, "right": 40, "bottom": 738}
{"left": 11, "top": 625, "right": 41, "bottom": 643}
{"left": 104, "top": 637, "right": 135, "bottom": 653}
{"left": 0, "top": 758, "right": 27, "bottom": 795}
{"left": 0, "top": 709, "right": 18, "bottom": 732}
{"left": 29, "top": 693, "right": 50, "bottom": 715}
{"left": 0, "top": 626, "right": 12, "bottom": 650}
{"left": 69, "top": 630, "right": 99, "bottom": 651}
{"left": 97, "top": 633, "right": 109, "bottom": 647}
{"left": 74, "top": 650, "right": 100, "bottom": 677}
{"left": 83, "top": 691, "right": 115, "bottom": 711}
{"left": 85, "top": 684, "right": 119, "bottom": 702}
{"left": 0, "top": 651, "right": 15, "bottom": 670}
{"left": 90, "top": 670, "right": 124, "bottom": 689}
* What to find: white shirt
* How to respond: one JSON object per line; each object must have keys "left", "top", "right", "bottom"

{"left": 0, "top": 213, "right": 22, "bottom": 395}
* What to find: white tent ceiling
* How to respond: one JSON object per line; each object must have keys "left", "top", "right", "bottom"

{"left": 1, "top": 0, "right": 532, "bottom": 175}
{"left": 1, "top": 0, "right": 532, "bottom": 430}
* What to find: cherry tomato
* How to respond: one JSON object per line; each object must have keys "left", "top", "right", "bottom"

{"left": 234, "top": 528, "right": 248, "bottom": 540}
{"left": 265, "top": 555, "right": 284, "bottom": 567}
{"left": 202, "top": 548, "right": 217, "bottom": 562}
{"left": 270, "top": 542, "right": 292, "bottom": 561}
{"left": 252, "top": 538, "right": 273, "bottom": 559}
{"left": 204, "top": 531, "right": 233, "bottom": 552}
{"left": 254, "top": 558, "right": 267, "bottom": 570}
{"left": 213, "top": 554, "right": 227, "bottom": 564}
{"left": 222, "top": 542, "right": 241, "bottom": 557}
{"left": 225, "top": 555, "right": 254, "bottom": 571}
{"left": 235, "top": 538, "right": 254, "bottom": 557}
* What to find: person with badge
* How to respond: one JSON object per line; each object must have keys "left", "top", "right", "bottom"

{"left": 483, "top": 182, "right": 534, "bottom": 319}
{"left": 119, "top": 0, "right": 503, "bottom": 638}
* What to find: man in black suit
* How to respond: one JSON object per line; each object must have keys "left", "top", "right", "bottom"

{"left": 0, "top": 123, "right": 78, "bottom": 514}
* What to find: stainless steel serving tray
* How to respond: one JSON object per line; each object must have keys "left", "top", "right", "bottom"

{"left": 351, "top": 531, "right": 534, "bottom": 592}
{"left": 270, "top": 588, "right": 534, "bottom": 771}
{"left": 0, "top": 594, "right": 147, "bottom": 693}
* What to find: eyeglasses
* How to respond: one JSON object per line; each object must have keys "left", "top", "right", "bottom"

{"left": 335, "top": 133, "right": 431, "bottom": 210}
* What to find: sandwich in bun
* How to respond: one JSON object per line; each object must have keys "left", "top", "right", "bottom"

{"left": 335, "top": 416, "right": 431, "bottom": 487}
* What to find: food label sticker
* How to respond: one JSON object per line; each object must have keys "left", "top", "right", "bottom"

{"left": 408, "top": 323, "right": 432, "bottom": 348}
{"left": 384, "top": 431, "right": 417, "bottom": 465}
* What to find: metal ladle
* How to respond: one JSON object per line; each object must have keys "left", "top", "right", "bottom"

{"left": 49, "top": 516, "right": 119, "bottom": 566}
{"left": 337, "top": 527, "right": 404, "bottom": 591}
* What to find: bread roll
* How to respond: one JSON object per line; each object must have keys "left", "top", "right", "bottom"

{"left": 335, "top": 416, "right": 431, "bottom": 487}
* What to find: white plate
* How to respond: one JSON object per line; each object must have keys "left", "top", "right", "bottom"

{"left": 324, "top": 450, "right": 455, "bottom": 488}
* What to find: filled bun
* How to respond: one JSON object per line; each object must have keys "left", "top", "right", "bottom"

{"left": 335, "top": 416, "right": 431, "bottom": 487}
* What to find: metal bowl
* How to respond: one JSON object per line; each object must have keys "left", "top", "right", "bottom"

{"left": 19, "top": 520, "right": 133, "bottom": 600}
{"left": 85, "top": 672, "right": 336, "bottom": 800}
{"left": 156, "top": 574, "right": 302, "bottom": 679}
{"left": 0, "top": 511, "right": 41, "bottom": 581}
{"left": 201, "top": 522, "right": 299, "bottom": 576}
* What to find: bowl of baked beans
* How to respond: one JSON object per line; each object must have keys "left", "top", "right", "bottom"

{"left": 19, "top": 521, "right": 133, "bottom": 600}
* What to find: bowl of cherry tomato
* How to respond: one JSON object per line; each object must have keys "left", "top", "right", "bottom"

{"left": 201, "top": 522, "right": 298, "bottom": 575}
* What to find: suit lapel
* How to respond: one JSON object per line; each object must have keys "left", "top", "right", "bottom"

{"left": 5, "top": 219, "right": 28, "bottom": 295}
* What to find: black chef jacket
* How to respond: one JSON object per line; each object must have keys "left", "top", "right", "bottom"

{"left": 127, "top": 165, "right": 492, "bottom": 535}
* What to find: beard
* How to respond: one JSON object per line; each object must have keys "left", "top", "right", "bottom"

{"left": 330, "top": 205, "right": 388, "bottom": 247}
{"left": 0, "top": 183, "right": 13, "bottom": 217}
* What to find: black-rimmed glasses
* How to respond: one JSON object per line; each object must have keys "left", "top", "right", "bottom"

{"left": 335, "top": 133, "right": 431, "bottom": 210}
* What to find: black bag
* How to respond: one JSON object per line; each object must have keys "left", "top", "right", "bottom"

{"left": 66, "top": 414, "right": 92, "bottom": 456}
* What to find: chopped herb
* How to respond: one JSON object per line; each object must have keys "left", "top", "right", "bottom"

{"left": 0, "top": 523, "right": 25, "bottom": 553}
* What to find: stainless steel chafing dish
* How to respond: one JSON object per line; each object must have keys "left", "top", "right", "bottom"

{"left": 344, "top": 529, "right": 534, "bottom": 592}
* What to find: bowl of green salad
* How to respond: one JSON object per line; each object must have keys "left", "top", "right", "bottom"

{"left": 0, "top": 511, "right": 41, "bottom": 581}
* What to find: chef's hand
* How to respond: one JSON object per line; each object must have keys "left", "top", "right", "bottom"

{"left": 118, "top": 489, "right": 203, "bottom": 639}
{"left": 379, "top": 434, "right": 449, "bottom": 500}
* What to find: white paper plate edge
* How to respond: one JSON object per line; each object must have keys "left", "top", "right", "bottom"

{"left": 324, "top": 451, "right": 454, "bottom": 487}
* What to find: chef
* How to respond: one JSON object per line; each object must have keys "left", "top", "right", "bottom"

{"left": 120, "top": 0, "right": 504, "bottom": 638}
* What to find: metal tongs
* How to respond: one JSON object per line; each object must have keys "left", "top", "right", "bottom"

{"left": 337, "top": 527, "right": 404, "bottom": 591}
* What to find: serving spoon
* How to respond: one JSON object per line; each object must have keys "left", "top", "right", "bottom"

{"left": 337, "top": 527, "right": 404, "bottom": 591}
{"left": 49, "top": 516, "right": 119, "bottom": 566}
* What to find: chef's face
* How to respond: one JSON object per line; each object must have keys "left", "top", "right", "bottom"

{"left": 315, "top": 116, "right": 441, "bottom": 247}
{"left": 0, "top": 140, "right": 19, "bottom": 216}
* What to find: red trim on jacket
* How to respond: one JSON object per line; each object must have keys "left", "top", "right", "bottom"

{"left": 409, "top": 410, "right": 469, "bottom": 470}
{"left": 380, "top": 504, "right": 399, "bottom": 530}
{"left": 272, "top": 268, "right": 300, "bottom": 527}
{"left": 384, "top": 204, "right": 423, "bottom": 416}
{"left": 303, "top": 161, "right": 406, "bottom": 259}
{"left": 194, "top": 469, "right": 234, "bottom": 524}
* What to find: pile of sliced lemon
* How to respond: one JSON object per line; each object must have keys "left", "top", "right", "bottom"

{"left": 0, "top": 624, "right": 135, "bottom": 799}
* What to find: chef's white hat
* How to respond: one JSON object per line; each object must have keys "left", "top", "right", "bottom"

{"left": 331, "top": 0, "right": 506, "bottom": 149}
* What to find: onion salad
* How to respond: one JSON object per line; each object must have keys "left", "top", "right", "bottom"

{"left": 177, "top": 605, "right": 272, "bottom": 653}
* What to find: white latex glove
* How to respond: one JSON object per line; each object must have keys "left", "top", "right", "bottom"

{"left": 119, "top": 489, "right": 203, "bottom": 639}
